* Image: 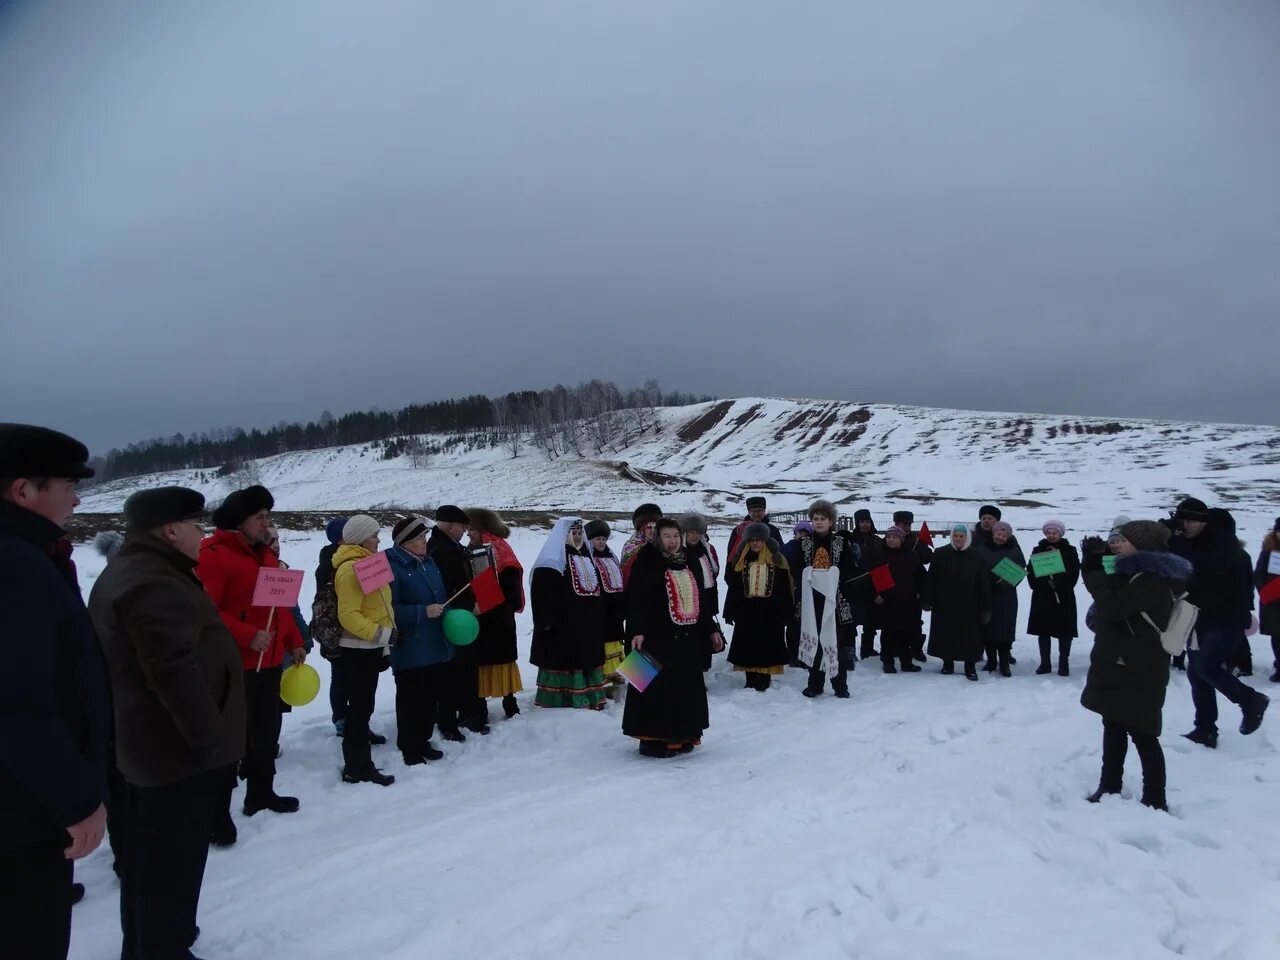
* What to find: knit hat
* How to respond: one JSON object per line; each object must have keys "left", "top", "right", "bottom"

{"left": 1042, "top": 519, "right": 1066, "bottom": 537}
{"left": 678, "top": 512, "right": 708, "bottom": 535}
{"left": 342, "top": 515, "right": 380, "bottom": 545}
{"left": 1119, "top": 520, "right": 1172, "bottom": 552}
{"left": 1108, "top": 515, "right": 1131, "bottom": 537}
{"left": 392, "top": 515, "right": 431, "bottom": 546}
{"left": 325, "top": 517, "right": 348, "bottom": 545}
{"left": 793, "top": 520, "right": 815, "bottom": 535}
{"left": 885, "top": 525, "right": 906, "bottom": 542}
{"left": 212, "top": 485, "right": 274, "bottom": 530}
{"left": 632, "top": 503, "right": 662, "bottom": 529}
{"left": 979, "top": 504, "right": 1001, "bottom": 521}
{"left": 745, "top": 496, "right": 767, "bottom": 510}
{"left": 742, "top": 522, "right": 772, "bottom": 544}
{"left": 808, "top": 499, "right": 837, "bottom": 522}
{"left": 434, "top": 504, "right": 469, "bottom": 525}
{"left": 1173, "top": 498, "right": 1210, "bottom": 522}
{"left": 892, "top": 510, "right": 914, "bottom": 525}
{"left": 584, "top": 519, "right": 611, "bottom": 540}
{"left": 123, "top": 486, "right": 205, "bottom": 531}
{"left": 0, "top": 423, "right": 95, "bottom": 480}
{"left": 992, "top": 521, "right": 1013, "bottom": 538}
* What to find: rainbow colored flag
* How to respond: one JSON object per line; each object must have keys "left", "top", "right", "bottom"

{"left": 616, "top": 649, "right": 662, "bottom": 692}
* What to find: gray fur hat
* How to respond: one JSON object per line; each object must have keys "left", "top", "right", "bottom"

{"left": 808, "top": 498, "right": 838, "bottom": 522}
{"left": 742, "top": 522, "right": 773, "bottom": 543}
{"left": 678, "top": 512, "right": 708, "bottom": 534}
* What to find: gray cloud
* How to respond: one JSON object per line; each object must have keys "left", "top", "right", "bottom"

{"left": 3, "top": 0, "right": 1278, "bottom": 454}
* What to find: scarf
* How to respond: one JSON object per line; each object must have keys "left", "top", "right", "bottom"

{"left": 799, "top": 566, "right": 840, "bottom": 674}
{"left": 482, "top": 532, "right": 526, "bottom": 613}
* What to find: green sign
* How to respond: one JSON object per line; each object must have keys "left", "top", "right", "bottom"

{"left": 992, "top": 557, "right": 1027, "bottom": 585}
{"left": 1030, "top": 550, "right": 1066, "bottom": 577}
{"left": 1102, "top": 555, "right": 1116, "bottom": 574}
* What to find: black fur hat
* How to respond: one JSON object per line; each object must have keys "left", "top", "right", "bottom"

{"left": 212, "top": 485, "right": 274, "bottom": 530}
{"left": 632, "top": 503, "right": 662, "bottom": 529}
{"left": 124, "top": 486, "right": 206, "bottom": 531}
{"left": 584, "top": 519, "right": 611, "bottom": 540}
{"left": 892, "top": 510, "right": 914, "bottom": 525}
{"left": 745, "top": 495, "right": 767, "bottom": 510}
{"left": 979, "top": 504, "right": 1002, "bottom": 521}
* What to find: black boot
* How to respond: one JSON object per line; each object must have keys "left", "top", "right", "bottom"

{"left": 998, "top": 646, "right": 1012, "bottom": 678}
{"left": 209, "top": 811, "right": 238, "bottom": 848}
{"left": 758, "top": 673, "right": 772, "bottom": 691}
{"left": 900, "top": 658, "right": 921, "bottom": 673}
{"left": 243, "top": 791, "right": 300, "bottom": 816}
{"left": 1240, "top": 691, "right": 1270, "bottom": 735}
{"left": 964, "top": 662, "right": 978, "bottom": 681}
{"left": 638, "top": 740, "right": 668, "bottom": 758}
{"left": 343, "top": 766, "right": 395, "bottom": 786}
{"left": 1036, "top": 637, "right": 1052, "bottom": 675}
{"left": 940, "top": 660, "right": 955, "bottom": 675}
{"left": 1182, "top": 727, "right": 1218, "bottom": 749}
{"left": 983, "top": 646, "right": 997, "bottom": 672}
{"left": 882, "top": 659, "right": 898, "bottom": 674}
{"left": 503, "top": 694, "right": 520, "bottom": 718}
{"left": 1058, "top": 638, "right": 1072, "bottom": 677}
{"left": 1087, "top": 785, "right": 1121, "bottom": 803}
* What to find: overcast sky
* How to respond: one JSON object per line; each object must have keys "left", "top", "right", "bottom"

{"left": 3, "top": 0, "right": 1278, "bottom": 454}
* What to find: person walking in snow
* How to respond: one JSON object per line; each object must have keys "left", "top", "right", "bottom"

{"left": 723, "top": 523, "right": 793, "bottom": 691}
{"left": 197, "top": 485, "right": 305, "bottom": 827}
{"left": 530, "top": 518, "right": 608, "bottom": 709}
{"left": 923, "top": 524, "right": 991, "bottom": 681}
{"left": 970, "top": 519, "right": 1025, "bottom": 676}
{"left": 1027, "top": 520, "right": 1080, "bottom": 676}
{"left": 466, "top": 509, "right": 526, "bottom": 720}
{"left": 586, "top": 520, "right": 627, "bottom": 690}
{"left": 1255, "top": 517, "right": 1280, "bottom": 684}
{"left": 1169, "top": 498, "right": 1269, "bottom": 748}
{"left": 623, "top": 518, "right": 724, "bottom": 755}
{"left": 874, "top": 525, "right": 926, "bottom": 674}
{"left": 1080, "top": 521, "right": 1192, "bottom": 812}
{"left": 387, "top": 516, "right": 453, "bottom": 765}
{"left": 797, "top": 499, "right": 860, "bottom": 698}
{"left": 846, "top": 509, "right": 884, "bottom": 660}
{"left": 332, "top": 515, "right": 396, "bottom": 787}
{"left": 725, "top": 495, "right": 783, "bottom": 562}
{"left": 680, "top": 512, "right": 721, "bottom": 671}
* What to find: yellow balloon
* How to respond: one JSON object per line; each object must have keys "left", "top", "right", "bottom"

{"left": 280, "top": 663, "right": 321, "bottom": 707}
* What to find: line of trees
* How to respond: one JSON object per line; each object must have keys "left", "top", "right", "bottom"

{"left": 88, "top": 380, "right": 714, "bottom": 483}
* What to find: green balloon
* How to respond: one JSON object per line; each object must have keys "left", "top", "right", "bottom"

{"left": 279, "top": 663, "right": 321, "bottom": 707}
{"left": 443, "top": 609, "right": 480, "bottom": 646}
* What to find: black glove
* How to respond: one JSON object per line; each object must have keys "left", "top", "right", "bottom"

{"left": 1081, "top": 536, "right": 1108, "bottom": 556}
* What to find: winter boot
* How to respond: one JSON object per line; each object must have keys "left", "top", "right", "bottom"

{"left": 900, "top": 658, "right": 921, "bottom": 673}
{"left": 1182, "top": 727, "right": 1218, "bottom": 749}
{"left": 1086, "top": 785, "right": 1121, "bottom": 803}
{"left": 983, "top": 647, "right": 997, "bottom": 672}
{"left": 343, "top": 766, "right": 395, "bottom": 787}
{"left": 243, "top": 791, "right": 300, "bottom": 816}
{"left": 638, "top": 740, "right": 669, "bottom": 758}
{"left": 1240, "top": 691, "right": 1270, "bottom": 735}
{"left": 369, "top": 731, "right": 388, "bottom": 746}
{"left": 912, "top": 636, "right": 927, "bottom": 663}
{"left": 209, "top": 811, "right": 238, "bottom": 848}
{"left": 1140, "top": 796, "right": 1169, "bottom": 813}
{"left": 940, "top": 660, "right": 955, "bottom": 675}
{"left": 440, "top": 728, "right": 467, "bottom": 743}
{"left": 998, "top": 646, "right": 1012, "bottom": 678}
{"left": 882, "top": 660, "right": 898, "bottom": 674}
{"left": 1036, "top": 637, "right": 1053, "bottom": 675}
{"left": 964, "top": 662, "right": 979, "bottom": 681}
{"left": 503, "top": 694, "right": 520, "bottom": 718}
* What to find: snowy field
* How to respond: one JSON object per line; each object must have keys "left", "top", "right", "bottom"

{"left": 68, "top": 525, "right": 1280, "bottom": 960}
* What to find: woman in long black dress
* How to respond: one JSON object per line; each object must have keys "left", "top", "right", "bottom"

{"left": 924, "top": 524, "right": 992, "bottom": 681}
{"left": 623, "top": 519, "right": 725, "bottom": 756}
{"left": 723, "top": 522, "right": 793, "bottom": 691}
{"left": 530, "top": 517, "right": 607, "bottom": 709}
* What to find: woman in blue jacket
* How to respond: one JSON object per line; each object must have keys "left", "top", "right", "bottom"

{"left": 388, "top": 516, "right": 455, "bottom": 764}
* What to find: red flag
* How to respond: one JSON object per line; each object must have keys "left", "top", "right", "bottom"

{"left": 470, "top": 566, "right": 505, "bottom": 614}
{"left": 917, "top": 521, "right": 933, "bottom": 547}
{"left": 1261, "top": 578, "right": 1280, "bottom": 607}
{"left": 870, "top": 564, "right": 895, "bottom": 593}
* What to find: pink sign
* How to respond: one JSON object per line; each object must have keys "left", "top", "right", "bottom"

{"left": 251, "top": 568, "right": 305, "bottom": 608}
{"left": 353, "top": 552, "right": 395, "bottom": 594}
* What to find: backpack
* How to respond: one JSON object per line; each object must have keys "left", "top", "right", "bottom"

{"left": 1131, "top": 574, "right": 1198, "bottom": 656}
{"left": 310, "top": 580, "right": 342, "bottom": 658}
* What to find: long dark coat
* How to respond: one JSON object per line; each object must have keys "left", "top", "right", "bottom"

{"left": 723, "top": 545, "right": 793, "bottom": 669}
{"left": 923, "top": 545, "right": 991, "bottom": 662}
{"left": 89, "top": 533, "right": 246, "bottom": 788}
{"left": 475, "top": 565, "right": 522, "bottom": 667}
{"left": 622, "top": 547, "right": 717, "bottom": 743}
{"left": 591, "top": 545, "right": 627, "bottom": 650}
{"left": 971, "top": 536, "right": 1025, "bottom": 649}
{"left": 846, "top": 530, "right": 885, "bottom": 626}
{"left": 874, "top": 544, "right": 927, "bottom": 632}
{"left": 1256, "top": 533, "right": 1280, "bottom": 638}
{"left": 530, "top": 548, "right": 606, "bottom": 673}
{"left": 1026, "top": 540, "right": 1080, "bottom": 639}
{"left": 686, "top": 538, "right": 722, "bottom": 670}
{"left": 1080, "top": 550, "right": 1191, "bottom": 736}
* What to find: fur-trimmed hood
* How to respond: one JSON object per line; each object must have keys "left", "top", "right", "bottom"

{"left": 1115, "top": 550, "right": 1193, "bottom": 585}
{"left": 465, "top": 507, "right": 510, "bottom": 540}
{"left": 94, "top": 529, "right": 125, "bottom": 561}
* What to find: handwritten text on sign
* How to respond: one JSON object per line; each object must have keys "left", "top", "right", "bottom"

{"left": 353, "top": 552, "right": 395, "bottom": 594}
{"left": 251, "top": 568, "right": 305, "bottom": 608}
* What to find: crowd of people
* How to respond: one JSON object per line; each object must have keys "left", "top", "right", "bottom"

{"left": 2, "top": 422, "right": 1277, "bottom": 960}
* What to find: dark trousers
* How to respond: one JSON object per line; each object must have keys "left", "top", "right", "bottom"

{"left": 1229, "top": 636, "right": 1253, "bottom": 675}
{"left": 1100, "top": 719, "right": 1166, "bottom": 806}
{"left": 441, "top": 652, "right": 481, "bottom": 730}
{"left": 807, "top": 642, "right": 849, "bottom": 694}
{"left": 859, "top": 623, "right": 878, "bottom": 657}
{"left": 0, "top": 837, "right": 73, "bottom": 960}
{"left": 394, "top": 663, "right": 446, "bottom": 759}
{"left": 341, "top": 649, "right": 384, "bottom": 774}
{"left": 107, "top": 757, "right": 129, "bottom": 876}
{"left": 242, "top": 666, "right": 284, "bottom": 802}
{"left": 880, "top": 628, "right": 914, "bottom": 667}
{"left": 119, "top": 770, "right": 219, "bottom": 960}
{"left": 1188, "top": 625, "right": 1255, "bottom": 733}
{"left": 328, "top": 654, "right": 349, "bottom": 726}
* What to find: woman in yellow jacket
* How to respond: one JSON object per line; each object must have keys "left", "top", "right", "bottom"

{"left": 333, "top": 515, "right": 396, "bottom": 787}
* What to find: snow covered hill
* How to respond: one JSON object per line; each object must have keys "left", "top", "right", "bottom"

{"left": 79, "top": 397, "right": 1280, "bottom": 538}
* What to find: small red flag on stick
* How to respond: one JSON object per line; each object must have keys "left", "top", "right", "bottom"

{"left": 470, "top": 567, "right": 505, "bottom": 614}
{"left": 870, "top": 564, "right": 895, "bottom": 593}
{"left": 917, "top": 521, "right": 933, "bottom": 547}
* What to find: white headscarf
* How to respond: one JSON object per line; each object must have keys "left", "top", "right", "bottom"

{"left": 532, "top": 516, "right": 584, "bottom": 574}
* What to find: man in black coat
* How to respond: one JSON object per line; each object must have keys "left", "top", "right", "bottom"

{"left": 89, "top": 487, "right": 247, "bottom": 960}
{"left": 0, "top": 424, "right": 110, "bottom": 960}
{"left": 429, "top": 505, "right": 483, "bottom": 737}
{"left": 725, "top": 495, "right": 784, "bottom": 561}
{"left": 893, "top": 510, "right": 932, "bottom": 661}
{"left": 1169, "top": 498, "right": 1269, "bottom": 748}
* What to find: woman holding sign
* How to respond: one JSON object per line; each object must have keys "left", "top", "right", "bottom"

{"left": 723, "top": 522, "right": 792, "bottom": 691}
{"left": 623, "top": 518, "right": 725, "bottom": 755}
{"left": 1027, "top": 520, "right": 1080, "bottom": 676}
{"left": 971, "top": 520, "right": 1026, "bottom": 676}
{"left": 332, "top": 515, "right": 396, "bottom": 787}
{"left": 530, "top": 517, "right": 608, "bottom": 709}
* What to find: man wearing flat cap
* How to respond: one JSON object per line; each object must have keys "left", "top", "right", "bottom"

{"left": 196, "top": 484, "right": 305, "bottom": 829}
{"left": 89, "top": 487, "right": 246, "bottom": 958}
{"left": 428, "top": 505, "right": 484, "bottom": 738}
{"left": 0, "top": 424, "right": 110, "bottom": 960}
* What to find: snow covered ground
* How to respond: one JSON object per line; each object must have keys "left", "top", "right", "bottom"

{"left": 67, "top": 527, "right": 1280, "bottom": 960}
